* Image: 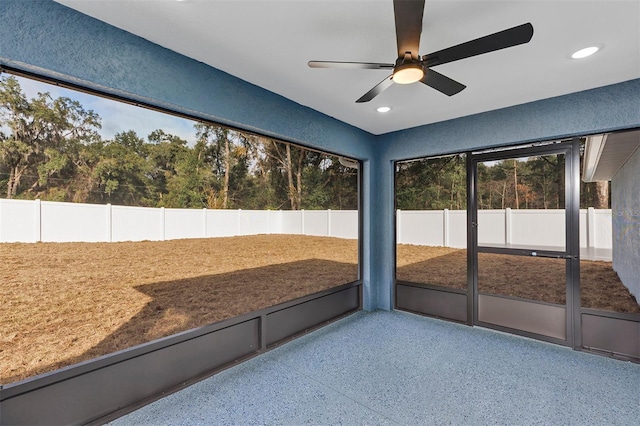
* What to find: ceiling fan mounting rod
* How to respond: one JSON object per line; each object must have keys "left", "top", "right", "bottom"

{"left": 395, "top": 52, "right": 422, "bottom": 67}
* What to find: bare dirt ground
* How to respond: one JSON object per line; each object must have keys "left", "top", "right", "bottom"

{"left": 2, "top": 238, "right": 637, "bottom": 384}
{"left": 1, "top": 235, "right": 358, "bottom": 384}
{"left": 397, "top": 245, "right": 640, "bottom": 313}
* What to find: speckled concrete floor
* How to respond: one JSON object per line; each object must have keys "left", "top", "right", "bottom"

{"left": 110, "top": 310, "right": 640, "bottom": 425}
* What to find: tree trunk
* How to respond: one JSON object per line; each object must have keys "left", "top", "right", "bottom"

{"left": 285, "top": 143, "right": 297, "bottom": 210}
{"left": 487, "top": 181, "right": 493, "bottom": 209}
{"left": 7, "top": 169, "right": 14, "bottom": 199}
{"left": 450, "top": 179, "right": 455, "bottom": 209}
{"left": 295, "top": 147, "right": 305, "bottom": 209}
{"left": 223, "top": 137, "right": 230, "bottom": 209}
{"left": 7, "top": 165, "right": 25, "bottom": 199}
{"left": 594, "top": 181, "right": 609, "bottom": 209}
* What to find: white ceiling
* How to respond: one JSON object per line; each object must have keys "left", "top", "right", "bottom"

{"left": 55, "top": 0, "right": 640, "bottom": 136}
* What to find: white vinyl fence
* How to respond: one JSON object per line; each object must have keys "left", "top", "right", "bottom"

{"left": 0, "top": 199, "right": 612, "bottom": 260}
{"left": 0, "top": 199, "right": 358, "bottom": 243}
{"left": 397, "top": 208, "right": 612, "bottom": 261}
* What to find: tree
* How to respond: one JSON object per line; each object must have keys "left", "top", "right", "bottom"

{"left": 195, "top": 123, "right": 235, "bottom": 208}
{"left": 0, "top": 75, "right": 359, "bottom": 211}
{"left": 88, "top": 132, "right": 153, "bottom": 205}
{"left": 260, "top": 140, "right": 307, "bottom": 210}
{"left": 0, "top": 75, "right": 101, "bottom": 199}
{"left": 162, "top": 139, "right": 216, "bottom": 208}
{"left": 396, "top": 154, "right": 466, "bottom": 210}
{"left": 0, "top": 75, "right": 35, "bottom": 198}
{"left": 146, "top": 129, "right": 189, "bottom": 205}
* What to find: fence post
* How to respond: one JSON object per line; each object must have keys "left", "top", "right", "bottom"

{"left": 587, "top": 207, "right": 596, "bottom": 249}
{"left": 327, "top": 209, "right": 332, "bottom": 237}
{"left": 301, "top": 209, "right": 305, "bottom": 235}
{"left": 237, "top": 209, "right": 242, "bottom": 236}
{"left": 443, "top": 208, "right": 450, "bottom": 247}
{"left": 106, "top": 204, "right": 112, "bottom": 242}
{"left": 34, "top": 199, "right": 42, "bottom": 242}
{"left": 505, "top": 207, "right": 512, "bottom": 246}
{"left": 396, "top": 209, "right": 402, "bottom": 244}
{"left": 160, "top": 207, "right": 165, "bottom": 241}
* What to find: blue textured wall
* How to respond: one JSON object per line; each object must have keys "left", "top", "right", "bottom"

{"left": 381, "top": 79, "right": 640, "bottom": 161}
{"left": 1, "top": 0, "right": 639, "bottom": 311}
{"left": 612, "top": 147, "right": 640, "bottom": 302}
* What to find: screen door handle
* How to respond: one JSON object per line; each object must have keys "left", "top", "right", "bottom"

{"left": 530, "top": 251, "right": 575, "bottom": 260}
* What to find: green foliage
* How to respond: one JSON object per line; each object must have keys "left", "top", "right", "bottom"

{"left": 0, "top": 75, "right": 101, "bottom": 200}
{"left": 2, "top": 75, "right": 606, "bottom": 213}
{"left": 0, "top": 75, "right": 358, "bottom": 210}
{"left": 396, "top": 155, "right": 466, "bottom": 210}
{"left": 398, "top": 149, "right": 605, "bottom": 211}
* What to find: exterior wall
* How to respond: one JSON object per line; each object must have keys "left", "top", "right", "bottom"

{"left": 612, "top": 146, "right": 640, "bottom": 300}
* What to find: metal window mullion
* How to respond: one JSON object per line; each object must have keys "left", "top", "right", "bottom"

{"left": 467, "top": 152, "right": 477, "bottom": 326}
{"left": 569, "top": 138, "right": 582, "bottom": 349}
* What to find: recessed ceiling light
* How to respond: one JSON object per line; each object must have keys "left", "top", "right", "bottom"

{"left": 571, "top": 46, "right": 600, "bottom": 59}
{"left": 377, "top": 106, "right": 391, "bottom": 113}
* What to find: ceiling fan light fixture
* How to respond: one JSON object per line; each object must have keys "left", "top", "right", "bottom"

{"left": 393, "top": 63, "right": 424, "bottom": 84}
{"left": 376, "top": 106, "right": 391, "bottom": 113}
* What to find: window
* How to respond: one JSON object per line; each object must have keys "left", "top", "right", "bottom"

{"left": 395, "top": 154, "right": 467, "bottom": 290}
{"left": 0, "top": 72, "right": 359, "bottom": 384}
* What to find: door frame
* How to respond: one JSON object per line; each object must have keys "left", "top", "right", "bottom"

{"left": 467, "top": 139, "right": 581, "bottom": 347}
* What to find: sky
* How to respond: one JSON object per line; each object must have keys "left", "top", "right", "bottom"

{"left": 9, "top": 74, "right": 198, "bottom": 145}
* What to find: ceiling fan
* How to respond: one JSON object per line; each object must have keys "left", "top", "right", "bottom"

{"left": 308, "top": 0, "right": 534, "bottom": 103}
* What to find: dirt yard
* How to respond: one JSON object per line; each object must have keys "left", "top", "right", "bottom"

{"left": 1, "top": 235, "right": 358, "bottom": 384}
{"left": 2, "top": 237, "right": 638, "bottom": 384}
{"left": 397, "top": 245, "right": 640, "bottom": 312}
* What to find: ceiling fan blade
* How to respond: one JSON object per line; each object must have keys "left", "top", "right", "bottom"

{"left": 423, "top": 23, "right": 534, "bottom": 67}
{"left": 394, "top": 0, "right": 425, "bottom": 59}
{"left": 308, "top": 61, "right": 394, "bottom": 70}
{"left": 420, "top": 69, "right": 466, "bottom": 96}
{"left": 356, "top": 75, "right": 394, "bottom": 103}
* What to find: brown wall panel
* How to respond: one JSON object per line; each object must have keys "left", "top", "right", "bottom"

{"left": 396, "top": 284, "right": 468, "bottom": 323}
{"left": 265, "top": 286, "right": 360, "bottom": 347}
{"left": 582, "top": 313, "right": 640, "bottom": 361}
{"left": 478, "top": 294, "right": 566, "bottom": 340}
